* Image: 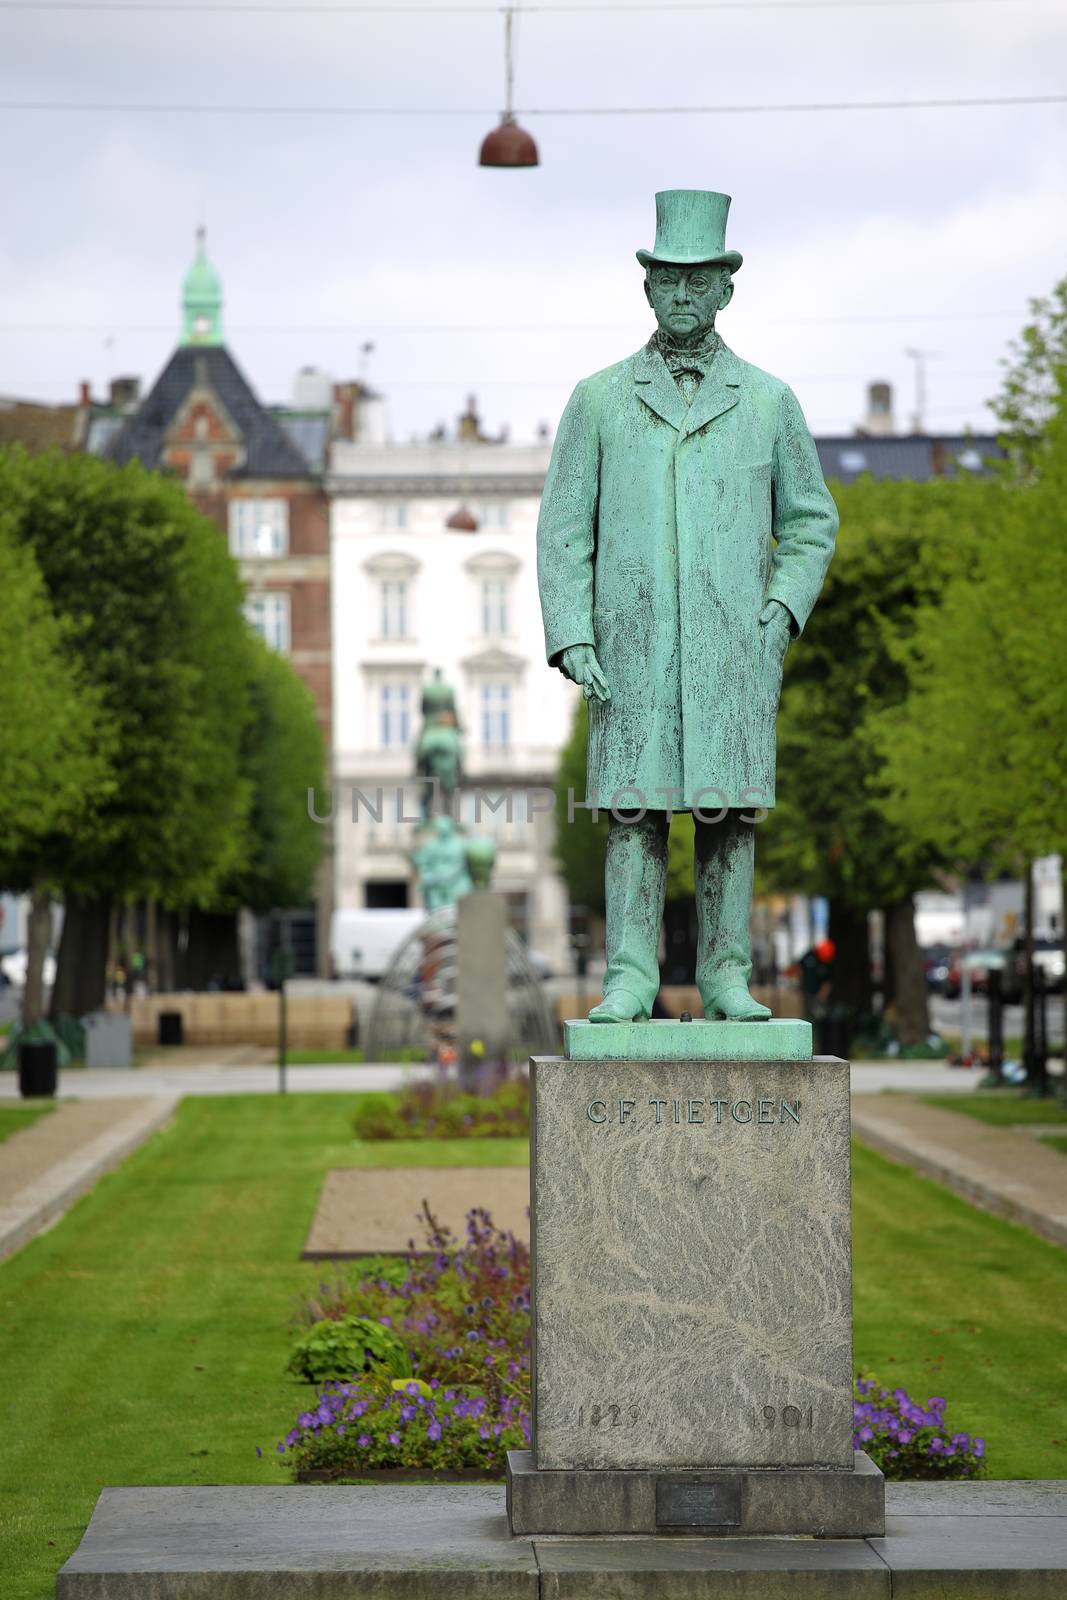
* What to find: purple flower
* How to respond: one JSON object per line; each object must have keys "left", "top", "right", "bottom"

{"left": 358, "top": 1433, "right": 371, "bottom": 1447}
{"left": 428, "top": 1421, "right": 442, "bottom": 1441}
{"left": 388, "top": 1432, "right": 401, "bottom": 1446}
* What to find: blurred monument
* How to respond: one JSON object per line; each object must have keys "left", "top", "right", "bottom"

{"left": 365, "top": 669, "right": 552, "bottom": 1064}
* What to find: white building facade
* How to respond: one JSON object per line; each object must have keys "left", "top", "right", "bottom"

{"left": 328, "top": 433, "right": 578, "bottom": 971}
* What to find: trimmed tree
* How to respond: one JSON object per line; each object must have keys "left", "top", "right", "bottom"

{"left": 0, "top": 447, "right": 251, "bottom": 1015}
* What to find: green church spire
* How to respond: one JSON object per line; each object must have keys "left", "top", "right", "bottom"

{"left": 181, "top": 227, "right": 223, "bottom": 346}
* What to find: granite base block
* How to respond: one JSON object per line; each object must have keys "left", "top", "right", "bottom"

{"left": 563, "top": 1017, "right": 813, "bottom": 1062}
{"left": 531, "top": 1054, "right": 854, "bottom": 1471}
{"left": 506, "top": 1449, "right": 885, "bottom": 1537}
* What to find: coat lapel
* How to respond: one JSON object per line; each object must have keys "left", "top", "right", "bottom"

{"left": 683, "top": 343, "right": 743, "bottom": 438}
{"left": 633, "top": 343, "right": 688, "bottom": 432}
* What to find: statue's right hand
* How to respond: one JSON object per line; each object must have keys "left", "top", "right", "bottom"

{"left": 559, "top": 644, "right": 611, "bottom": 703}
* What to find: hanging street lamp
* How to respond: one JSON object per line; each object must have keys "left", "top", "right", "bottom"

{"left": 479, "top": 9, "right": 539, "bottom": 168}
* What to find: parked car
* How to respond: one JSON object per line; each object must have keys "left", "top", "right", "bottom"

{"left": 921, "top": 943, "right": 953, "bottom": 993}
{"left": 942, "top": 948, "right": 1016, "bottom": 1002}
{"left": 1005, "top": 935, "right": 1065, "bottom": 997}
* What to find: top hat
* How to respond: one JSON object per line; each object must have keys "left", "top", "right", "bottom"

{"left": 636, "top": 190, "right": 743, "bottom": 273}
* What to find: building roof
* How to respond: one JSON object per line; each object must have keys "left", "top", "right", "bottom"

{"left": 815, "top": 433, "right": 1004, "bottom": 483}
{"left": 273, "top": 409, "right": 331, "bottom": 473}
{"left": 0, "top": 398, "right": 77, "bottom": 453}
{"left": 105, "top": 344, "right": 312, "bottom": 479}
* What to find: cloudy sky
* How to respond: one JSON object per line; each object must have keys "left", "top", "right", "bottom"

{"left": 3, "top": 0, "right": 1065, "bottom": 442}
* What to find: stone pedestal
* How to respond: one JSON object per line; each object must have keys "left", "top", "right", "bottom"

{"left": 456, "top": 891, "right": 509, "bottom": 1060}
{"left": 509, "top": 1028, "right": 883, "bottom": 1538}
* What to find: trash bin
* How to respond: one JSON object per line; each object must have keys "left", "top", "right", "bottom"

{"left": 158, "top": 1011, "right": 184, "bottom": 1047}
{"left": 18, "top": 1039, "right": 58, "bottom": 1098}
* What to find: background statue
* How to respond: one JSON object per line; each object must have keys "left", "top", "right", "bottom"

{"left": 537, "top": 189, "right": 838, "bottom": 1025}
{"left": 415, "top": 668, "right": 463, "bottom": 817}
{"left": 412, "top": 815, "right": 473, "bottom": 910}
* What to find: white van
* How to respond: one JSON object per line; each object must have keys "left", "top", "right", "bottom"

{"left": 330, "top": 908, "right": 426, "bottom": 981}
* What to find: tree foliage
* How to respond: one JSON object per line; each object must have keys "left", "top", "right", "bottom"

{"left": 992, "top": 275, "right": 1067, "bottom": 476}
{"left": 875, "top": 406, "right": 1067, "bottom": 873}
{"left": 0, "top": 447, "right": 251, "bottom": 904}
{"left": 227, "top": 633, "right": 326, "bottom": 913}
{"left": 0, "top": 516, "right": 112, "bottom": 883}
{"left": 759, "top": 474, "right": 964, "bottom": 911}
{"left": 552, "top": 697, "right": 608, "bottom": 915}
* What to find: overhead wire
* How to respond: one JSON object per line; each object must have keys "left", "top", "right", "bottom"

{"left": 0, "top": 93, "right": 1063, "bottom": 114}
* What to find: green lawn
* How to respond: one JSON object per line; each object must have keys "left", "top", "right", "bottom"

{"left": 2, "top": 1098, "right": 1066, "bottom": 1599}
{"left": 921, "top": 1092, "right": 1067, "bottom": 1126}
{"left": 0, "top": 1101, "right": 54, "bottom": 1144}
{"left": 1043, "top": 1136, "right": 1067, "bottom": 1157}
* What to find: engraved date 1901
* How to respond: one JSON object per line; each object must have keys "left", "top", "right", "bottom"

{"left": 576, "top": 1403, "right": 639, "bottom": 1428}
{"left": 753, "top": 1404, "right": 814, "bottom": 1430}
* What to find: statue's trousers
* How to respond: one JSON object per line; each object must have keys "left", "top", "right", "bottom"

{"left": 603, "top": 811, "right": 755, "bottom": 1016}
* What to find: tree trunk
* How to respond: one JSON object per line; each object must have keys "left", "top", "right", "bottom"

{"left": 827, "top": 899, "right": 872, "bottom": 1018}
{"left": 884, "top": 896, "right": 930, "bottom": 1047}
{"left": 145, "top": 898, "right": 159, "bottom": 994}
{"left": 50, "top": 893, "right": 111, "bottom": 1019}
{"left": 157, "top": 908, "right": 178, "bottom": 994}
{"left": 177, "top": 909, "right": 241, "bottom": 991}
{"left": 23, "top": 885, "right": 53, "bottom": 1026}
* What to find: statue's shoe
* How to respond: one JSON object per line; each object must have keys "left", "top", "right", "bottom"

{"left": 703, "top": 985, "right": 772, "bottom": 1022}
{"left": 588, "top": 989, "right": 648, "bottom": 1023}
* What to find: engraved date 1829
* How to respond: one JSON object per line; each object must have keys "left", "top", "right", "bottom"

{"left": 576, "top": 1403, "right": 639, "bottom": 1428}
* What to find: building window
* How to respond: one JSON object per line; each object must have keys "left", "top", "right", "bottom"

{"left": 382, "top": 502, "right": 408, "bottom": 530}
{"left": 379, "top": 579, "right": 409, "bottom": 640}
{"left": 245, "top": 592, "right": 290, "bottom": 653}
{"left": 479, "top": 501, "right": 509, "bottom": 528}
{"left": 229, "top": 499, "right": 289, "bottom": 558}
{"left": 379, "top": 683, "right": 412, "bottom": 749}
{"left": 480, "top": 576, "right": 510, "bottom": 638}
{"left": 480, "top": 682, "right": 511, "bottom": 751}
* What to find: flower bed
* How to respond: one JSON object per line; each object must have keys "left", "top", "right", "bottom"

{"left": 351, "top": 1077, "right": 529, "bottom": 1140}
{"left": 269, "top": 1211, "right": 988, "bottom": 1483}
{"left": 271, "top": 1206, "right": 531, "bottom": 1479}
{"left": 853, "top": 1376, "right": 986, "bottom": 1479}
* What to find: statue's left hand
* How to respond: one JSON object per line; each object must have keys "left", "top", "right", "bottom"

{"left": 759, "top": 598, "right": 793, "bottom": 652}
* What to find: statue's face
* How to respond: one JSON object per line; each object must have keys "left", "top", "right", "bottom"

{"left": 644, "top": 262, "right": 733, "bottom": 344}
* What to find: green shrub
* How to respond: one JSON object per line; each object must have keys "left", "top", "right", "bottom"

{"left": 287, "top": 1315, "right": 412, "bottom": 1384}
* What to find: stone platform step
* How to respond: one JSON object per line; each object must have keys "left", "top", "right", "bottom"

{"left": 57, "top": 1482, "right": 1067, "bottom": 1597}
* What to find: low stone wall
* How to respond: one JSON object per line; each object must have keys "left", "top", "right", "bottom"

{"left": 122, "top": 992, "right": 354, "bottom": 1049}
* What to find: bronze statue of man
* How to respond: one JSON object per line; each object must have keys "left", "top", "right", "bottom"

{"left": 537, "top": 190, "right": 838, "bottom": 1024}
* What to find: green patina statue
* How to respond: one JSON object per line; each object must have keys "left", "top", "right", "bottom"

{"left": 537, "top": 190, "right": 838, "bottom": 1025}
{"left": 415, "top": 669, "right": 463, "bottom": 818}
{"left": 412, "top": 815, "right": 474, "bottom": 911}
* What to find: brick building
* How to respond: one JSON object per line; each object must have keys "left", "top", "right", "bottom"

{"left": 96, "top": 233, "right": 336, "bottom": 974}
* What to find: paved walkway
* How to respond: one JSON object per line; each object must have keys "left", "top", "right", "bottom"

{"left": 0, "top": 1058, "right": 986, "bottom": 1101}
{"left": 851, "top": 1094, "right": 1067, "bottom": 1249}
{"left": 0, "top": 1095, "right": 176, "bottom": 1261}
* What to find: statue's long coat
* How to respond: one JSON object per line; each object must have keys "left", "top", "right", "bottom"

{"left": 537, "top": 340, "right": 838, "bottom": 810}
